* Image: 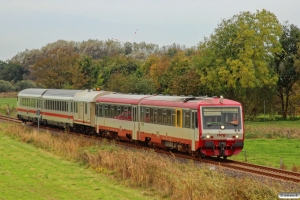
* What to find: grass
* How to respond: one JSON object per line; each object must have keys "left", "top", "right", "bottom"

{"left": 1, "top": 122, "right": 299, "bottom": 200}
{"left": 0, "top": 130, "right": 160, "bottom": 200}
{"left": 0, "top": 97, "right": 17, "bottom": 115}
{"left": 245, "top": 121, "right": 300, "bottom": 139}
{"left": 232, "top": 138, "right": 300, "bottom": 170}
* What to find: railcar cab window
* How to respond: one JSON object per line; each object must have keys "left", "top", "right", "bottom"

{"left": 202, "top": 107, "right": 241, "bottom": 129}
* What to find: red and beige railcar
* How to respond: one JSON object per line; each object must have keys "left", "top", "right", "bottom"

{"left": 95, "top": 94, "right": 244, "bottom": 158}
{"left": 95, "top": 94, "right": 150, "bottom": 141}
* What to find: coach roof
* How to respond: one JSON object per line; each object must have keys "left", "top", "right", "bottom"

{"left": 18, "top": 88, "right": 48, "bottom": 98}
{"left": 74, "top": 90, "right": 113, "bottom": 102}
{"left": 42, "top": 89, "right": 83, "bottom": 100}
{"left": 96, "top": 93, "right": 152, "bottom": 104}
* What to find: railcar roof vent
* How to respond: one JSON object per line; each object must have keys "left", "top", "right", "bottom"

{"left": 183, "top": 97, "right": 196, "bottom": 102}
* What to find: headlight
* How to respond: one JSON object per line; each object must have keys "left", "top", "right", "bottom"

{"left": 236, "top": 135, "right": 239, "bottom": 138}
{"left": 221, "top": 125, "right": 225, "bottom": 130}
{"left": 206, "top": 135, "right": 210, "bottom": 138}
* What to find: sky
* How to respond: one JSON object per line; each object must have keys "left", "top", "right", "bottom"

{"left": 0, "top": 0, "right": 299, "bottom": 61}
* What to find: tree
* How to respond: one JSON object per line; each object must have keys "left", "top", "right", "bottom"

{"left": 76, "top": 56, "right": 101, "bottom": 89}
{"left": 10, "top": 49, "right": 41, "bottom": 80}
{"left": 274, "top": 22, "right": 300, "bottom": 119}
{"left": 99, "top": 55, "right": 140, "bottom": 88}
{"left": 196, "top": 9, "right": 282, "bottom": 99}
{"left": 31, "top": 47, "right": 80, "bottom": 88}
{"left": 106, "top": 73, "right": 155, "bottom": 94}
{"left": 148, "top": 55, "right": 170, "bottom": 93}
{"left": 0, "top": 60, "right": 7, "bottom": 71}
{"left": 0, "top": 62, "right": 23, "bottom": 82}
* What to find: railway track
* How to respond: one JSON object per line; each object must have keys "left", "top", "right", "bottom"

{"left": 205, "top": 158, "right": 300, "bottom": 183}
{"left": 169, "top": 151, "right": 300, "bottom": 183}
{"left": 1, "top": 116, "right": 300, "bottom": 183}
{"left": 0, "top": 115, "right": 21, "bottom": 123}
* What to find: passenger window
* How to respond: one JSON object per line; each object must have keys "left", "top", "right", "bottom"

{"left": 117, "top": 106, "right": 121, "bottom": 116}
{"left": 99, "top": 104, "right": 103, "bottom": 117}
{"left": 111, "top": 105, "right": 115, "bottom": 117}
{"left": 154, "top": 109, "right": 158, "bottom": 123}
{"left": 150, "top": 108, "right": 153, "bottom": 123}
{"left": 158, "top": 109, "right": 162, "bottom": 124}
{"left": 184, "top": 110, "right": 190, "bottom": 128}
{"left": 145, "top": 108, "right": 150, "bottom": 123}
{"left": 104, "top": 105, "right": 108, "bottom": 117}
{"left": 171, "top": 110, "right": 175, "bottom": 126}
{"left": 127, "top": 107, "right": 132, "bottom": 121}
{"left": 107, "top": 105, "right": 111, "bottom": 117}
{"left": 167, "top": 110, "right": 171, "bottom": 125}
{"left": 162, "top": 110, "right": 167, "bottom": 125}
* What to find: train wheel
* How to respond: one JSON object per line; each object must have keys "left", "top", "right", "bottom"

{"left": 217, "top": 156, "right": 221, "bottom": 159}
{"left": 223, "top": 156, "right": 227, "bottom": 159}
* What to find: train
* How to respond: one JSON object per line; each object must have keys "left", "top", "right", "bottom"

{"left": 17, "top": 88, "right": 244, "bottom": 159}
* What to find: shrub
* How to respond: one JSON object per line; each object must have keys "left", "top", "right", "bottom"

{"left": 0, "top": 80, "right": 16, "bottom": 92}
{"left": 15, "top": 80, "right": 37, "bottom": 91}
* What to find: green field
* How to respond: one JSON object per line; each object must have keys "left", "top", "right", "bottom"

{"left": 232, "top": 138, "right": 300, "bottom": 169}
{"left": 0, "top": 98, "right": 17, "bottom": 115}
{"left": 0, "top": 132, "right": 159, "bottom": 200}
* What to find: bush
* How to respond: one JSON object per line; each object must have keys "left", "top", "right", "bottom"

{"left": 0, "top": 80, "right": 16, "bottom": 92}
{"left": 15, "top": 80, "right": 37, "bottom": 91}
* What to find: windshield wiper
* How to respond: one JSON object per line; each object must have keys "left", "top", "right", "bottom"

{"left": 206, "top": 122, "right": 222, "bottom": 126}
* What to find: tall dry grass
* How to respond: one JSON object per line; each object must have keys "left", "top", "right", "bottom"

{"left": 246, "top": 125, "right": 300, "bottom": 139}
{"left": 1, "top": 123, "right": 299, "bottom": 200}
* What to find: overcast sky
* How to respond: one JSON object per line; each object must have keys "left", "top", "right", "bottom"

{"left": 0, "top": 0, "right": 299, "bottom": 61}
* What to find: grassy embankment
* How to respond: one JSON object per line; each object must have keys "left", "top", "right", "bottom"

{"left": 0, "top": 123, "right": 297, "bottom": 200}
{"left": 0, "top": 130, "right": 157, "bottom": 200}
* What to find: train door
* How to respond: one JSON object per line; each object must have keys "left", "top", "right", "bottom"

{"left": 90, "top": 103, "right": 95, "bottom": 127}
{"left": 132, "top": 106, "right": 137, "bottom": 140}
{"left": 83, "top": 102, "right": 90, "bottom": 124}
{"left": 78, "top": 102, "right": 83, "bottom": 120}
{"left": 191, "top": 110, "right": 199, "bottom": 151}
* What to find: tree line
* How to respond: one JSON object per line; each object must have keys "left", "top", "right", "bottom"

{"left": 1, "top": 9, "right": 300, "bottom": 121}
